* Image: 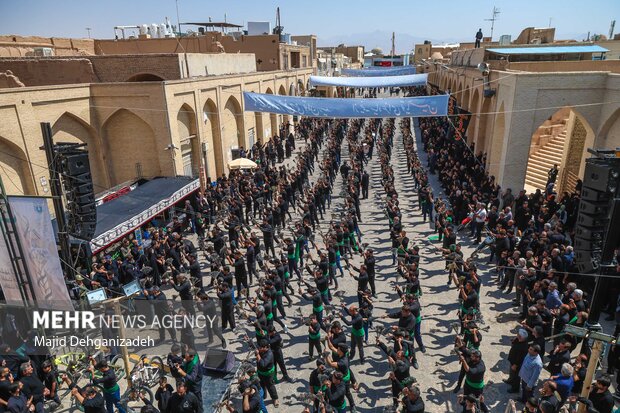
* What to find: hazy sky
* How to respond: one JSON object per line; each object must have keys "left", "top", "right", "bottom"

{"left": 0, "top": 0, "right": 617, "bottom": 49}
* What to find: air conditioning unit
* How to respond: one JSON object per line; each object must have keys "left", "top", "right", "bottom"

{"left": 33, "top": 47, "right": 54, "bottom": 57}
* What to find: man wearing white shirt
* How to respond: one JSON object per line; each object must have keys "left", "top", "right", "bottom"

{"left": 473, "top": 203, "right": 487, "bottom": 245}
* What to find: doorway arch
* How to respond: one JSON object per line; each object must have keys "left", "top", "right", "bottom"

{"left": 177, "top": 104, "right": 199, "bottom": 177}
{"left": 222, "top": 96, "right": 244, "bottom": 164}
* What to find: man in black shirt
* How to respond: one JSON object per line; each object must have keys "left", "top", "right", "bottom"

{"left": 259, "top": 221, "right": 277, "bottom": 258}
{"left": 256, "top": 340, "right": 279, "bottom": 407}
{"left": 587, "top": 375, "right": 614, "bottom": 413}
{"left": 89, "top": 360, "right": 125, "bottom": 413}
{"left": 360, "top": 171, "right": 369, "bottom": 199}
{"left": 267, "top": 326, "right": 291, "bottom": 383}
{"left": 176, "top": 349, "right": 202, "bottom": 403}
{"left": 38, "top": 361, "right": 60, "bottom": 407}
{"left": 229, "top": 251, "right": 248, "bottom": 299}
{"left": 197, "top": 292, "right": 226, "bottom": 348}
{"left": 401, "top": 385, "right": 425, "bottom": 413}
{"left": 186, "top": 255, "right": 203, "bottom": 292}
{"left": 18, "top": 363, "right": 44, "bottom": 413}
{"left": 324, "top": 372, "right": 347, "bottom": 413}
{"left": 340, "top": 305, "right": 365, "bottom": 363}
{"left": 166, "top": 382, "right": 202, "bottom": 413}
{"left": 170, "top": 274, "right": 195, "bottom": 317}
{"left": 238, "top": 380, "right": 261, "bottom": 413}
{"left": 363, "top": 249, "right": 376, "bottom": 297}
{"left": 547, "top": 340, "right": 571, "bottom": 377}
{"left": 0, "top": 367, "right": 12, "bottom": 412}
{"left": 217, "top": 283, "right": 235, "bottom": 330}
{"left": 71, "top": 387, "right": 106, "bottom": 413}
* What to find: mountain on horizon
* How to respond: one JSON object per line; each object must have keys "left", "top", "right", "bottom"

{"left": 316, "top": 29, "right": 592, "bottom": 55}
{"left": 317, "top": 30, "right": 461, "bottom": 55}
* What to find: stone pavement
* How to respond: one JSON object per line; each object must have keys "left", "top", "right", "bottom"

{"left": 51, "top": 117, "right": 604, "bottom": 413}
{"left": 211, "top": 118, "right": 522, "bottom": 413}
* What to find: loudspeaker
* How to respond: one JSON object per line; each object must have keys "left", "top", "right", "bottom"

{"left": 575, "top": 249, "right": 601, "bottom": 273}
{"left": 583, "top": 161, "right": 620, "bottom": 192}
{"left": 62, "top": 153, "right": 90, "bottom": 176}
{"left": 581, "top": 187, "right": 610, "bottom": 202}
{"left": 58, "top": 148, "right": 97, "bottom": 241}
{"left": 574, "top": 159, "right": 620, "bottom": 274}
{"left": 231, "top": 148, "right": 241, "bottom": 161}
{"left": 68, "top": 203, "right": 96, "bottom": 216}
{"left": 201, "top": 348, "right": 235, "bottom": 373}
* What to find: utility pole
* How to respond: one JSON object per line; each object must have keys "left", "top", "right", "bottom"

{"left": 484, "top": 6, "right": 501, "bottom": 41}
{"left": 564, "top": 324, "right": 618, "bottom": 413}
{"left": 175, "top": 0, "right": 181, "bottom": 36}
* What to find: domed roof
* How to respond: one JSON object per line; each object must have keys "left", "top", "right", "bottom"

{"left": 431, "top": 51, "right": 444, "bottom": 61}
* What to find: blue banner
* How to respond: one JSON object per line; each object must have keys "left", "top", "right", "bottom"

{"left": 243, "top": 92, "right": 448, "bottom": 118}
{"left": 309, "top": 73, "right": 427, "bottom": 88}
{"left": 342, "top": 66, "right": 417, "bottom": 76}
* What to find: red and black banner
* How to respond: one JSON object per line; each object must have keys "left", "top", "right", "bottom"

{"left": 447, "top": 95, "right": 472, "bottom": 140}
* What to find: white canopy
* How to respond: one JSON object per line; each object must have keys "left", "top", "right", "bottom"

{"left": 308, "top": 73, "right": 428, "bottom": 88}
{"left": 228, "top": 157, "right": 258, "bottom": 170}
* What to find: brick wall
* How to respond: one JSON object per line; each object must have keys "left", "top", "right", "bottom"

{"left": 87, "top": 54, "right": 182, "bottom": 82}
{"left": 0, "top": 58, "right": 97, "bottom": 86}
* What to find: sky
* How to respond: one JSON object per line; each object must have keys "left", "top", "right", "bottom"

{"left": 0, "top": 0, "right": 617, "bottom": 53}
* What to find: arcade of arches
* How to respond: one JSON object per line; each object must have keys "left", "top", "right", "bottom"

{"left": 427, "top": 67, "right": 620, "bottom": 192}
{"left": 0, "top": 67, "right": 311, "bottom": 196}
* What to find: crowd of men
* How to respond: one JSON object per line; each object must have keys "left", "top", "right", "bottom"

{"left": 2, "top": 95, "right": 620, "bottom": 413}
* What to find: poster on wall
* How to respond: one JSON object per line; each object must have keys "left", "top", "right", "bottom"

{"left": 0, "top": 232, "right": 23, "bottom": 305}
{"left": 7, "top": 197, "right": 73, "bottom": 310}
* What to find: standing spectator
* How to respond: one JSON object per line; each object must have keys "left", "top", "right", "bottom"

{"left": 518, "top": 344, "right": 543, "bottom": 403}
{"left": 474, "top": 29, "right": 483, "bottom": 48}
{"left": 587, "top": 375, "right": 614, "bottom": 413}
{"left": 505, "top": 329, "right": 529, "bottom": 393}
{"left": 166, "top": 382, "right": 202, "bottom": 413}
{"left": 89, "top": 360, "right": 125, "bottom": 413}
{"left": 176, "top": 349, "right": 202, "bottom": 403}
{"left": 547, "top": 164, "right": 559, "bottom": 187}
{"left": 361, "top": 170, "right": 369, "bottom": 200}
{"left": 18, "top": 363, "right": 44, "bottom": 413}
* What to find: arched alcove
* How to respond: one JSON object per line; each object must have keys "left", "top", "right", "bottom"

{"left": 0, "top": 137, "right": 35, "bottom": 195}
{"left": 52, "top": 112, "right": 108, "bottom": 190}
{"left": 177, "top": 104, "right": 199, "bottom": 177}
{"left": 102, "top": 109, "right": 161, "bottom": 185}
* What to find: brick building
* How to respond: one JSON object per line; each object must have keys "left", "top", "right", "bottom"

{"left": 0, "top": 34, "right": 313, "bottom": 197}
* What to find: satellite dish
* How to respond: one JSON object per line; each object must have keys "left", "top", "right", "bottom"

{"left": 477, "top": 62, "right": 490, "bottom": 76}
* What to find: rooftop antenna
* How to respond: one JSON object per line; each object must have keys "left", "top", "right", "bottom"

{"left": 548, "top": 17, "right": 553, "bottom": 28}
{"left": 484, "top": 6, "right": 500, "bottom": 41}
